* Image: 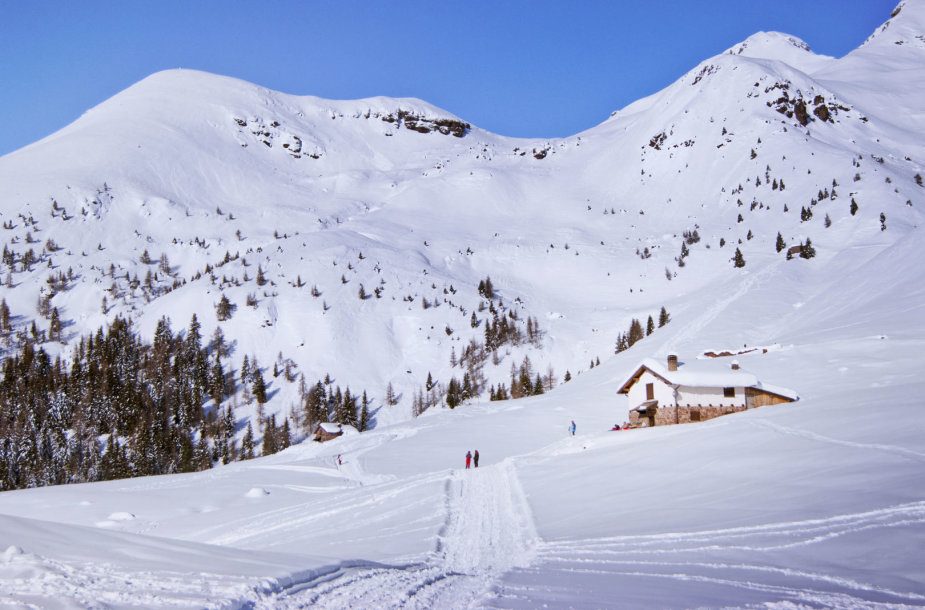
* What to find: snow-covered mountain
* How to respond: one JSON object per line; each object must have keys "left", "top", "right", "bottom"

{"left": 0, "top": 1, "right": 924, "bottom": 607}
{"left": 2, "top": 3, "right": 921, "bottom": 429}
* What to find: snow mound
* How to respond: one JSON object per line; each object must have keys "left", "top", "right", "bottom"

{"left": 107, "top": 512, "right": 136, "bottom": 521}
{"left": 245, "top": 487, "right": 270, "bottom": 498}
{"left": 2, "top": 546, "right": 24, "bottom": 563}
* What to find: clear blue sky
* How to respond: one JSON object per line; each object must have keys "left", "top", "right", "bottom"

{"left": 0, "top": 0, "right": 897, "bottom": 156}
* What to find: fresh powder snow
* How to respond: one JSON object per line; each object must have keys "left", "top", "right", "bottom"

{"left": 0, "top": 1, "right": 924, "bottom": 608}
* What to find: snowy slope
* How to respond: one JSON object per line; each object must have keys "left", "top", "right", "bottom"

{"left": 0, "top": 1, "right": 922, "bottom": 433}
{"left": 1, "top": 0, "right": 925, "bottom": 607}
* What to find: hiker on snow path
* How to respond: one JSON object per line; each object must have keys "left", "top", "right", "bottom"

{"left": 465, "top": 451, "right": 472, "bottom": 469}
{"left": 473, "top": 450, "right": 480, "bottom": 468}
{"left": 569, "top": 420, "right": 577, "bottom": 436}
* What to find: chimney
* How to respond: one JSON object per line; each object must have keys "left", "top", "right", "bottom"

{"left": 731, "top": 360, "right": 740, "bottom": 370}
{"left": 667, "top": 353, "right": 678, "bottom": 372}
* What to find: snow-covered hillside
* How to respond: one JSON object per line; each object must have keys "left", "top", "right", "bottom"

{"left": 1, "top": 1, "right": 921, "bottom": 432}
{"left": 0, "top": 1, "right": 924, "bottom": 607}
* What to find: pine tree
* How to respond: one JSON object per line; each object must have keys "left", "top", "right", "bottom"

{"left": 221, "top": 406, "right": 236, "bottom": 464}
{"left": 359, "top": 392, "right": 370, "bottom": 431}
{"left": 850, "top": 198, "right": 859, "bottom": 216}
{"left": 446, "top": 377, "right": 462, "bottom": 408}
{"left": 256, "top": 265, "right": 267, "bottom": 286}
{"left": 733, "top": 248, "right": 746, "bottom": 268}
{"left": 240, "top": 355, "right": 250, "bottom": 386}
{"left": 280, "top": 418, "right": 291, "bottom": 449}
{"left": 615, "top": 333, "right": 629, "bottom": 353}
{"left": 658, "top": 306, "right": 670, "bottom": 327}
{"left": 385, "top": 382, "right": 397, "bottom": 406}
{"left": 0, "top": 298, "right": 9, "bottom": 332}
{"left": 775, "top": 232, "right": 786, "bottom": 253}
{"left": 241, "top": 423, "right": 255, "bottom": 459}
{"left": 627, "top": 318, "right": 645, "bottom": 347}
{"left": 345, "top": 388, "right": 360, "bottom": 428}
{"left": 880, "top": 212, "right": 887, "bottom": 231}
{"left": 49, "top": 307, "right": 62, "bottom": 342}
{"left": 533, "top": 374, "right": 544, "bottom": 395}
{"left": 800, "top": 238, "right": 816, "bottom": 259}
{"left": 824, "top": 214, "right": 832, "bottom": 228}
{"left": 262, "top": 415, "right": 277, "bottom": 456}
{"left": 462, "top": 373, "right": 473, "bottom": 399}
{"left": 304, "top": 382, "right": 327, "bottom": 431}
{"left": 209, "top": 327, "right": 228, "bottom": 358}
{"left": 207, "top": 356, "right": 223, "bottom": 405}
{"left": 216, "top": 294, "right": 233, "bottom": 321}
{"left": 252, "top": 370, "right": 268, "bottom": 404}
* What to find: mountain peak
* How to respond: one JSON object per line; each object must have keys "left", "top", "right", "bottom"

{"left": 860, "top": 0, "right": 925, "bottom": 48}
{"left": 723, "top": 31, "right": 833, "bottom": 73}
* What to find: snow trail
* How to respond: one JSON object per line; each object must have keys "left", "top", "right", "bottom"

{"left": 491, "top": 501, "right": 925, "bottom": 608}
{"left": 252, "top": 460, "right": 538, "bottom": 608}
{"left": 751, "top": 419, "right": 925, "bottom": 462}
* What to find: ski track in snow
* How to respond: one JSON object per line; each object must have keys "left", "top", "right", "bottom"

{"left": 751, "top": 419, "right": 925, "bottom": 463}
{"left": 249, "top": 460, "right": 538, "bottom": 609}
{"left": 496, "top": 501, "right": 925, "bottom": 609}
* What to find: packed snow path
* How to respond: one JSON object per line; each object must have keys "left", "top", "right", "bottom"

{"left": 254, "top": 460, "right": 538, "bottom": 609}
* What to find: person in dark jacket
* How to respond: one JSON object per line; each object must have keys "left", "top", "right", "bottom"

{"left": 473, "top": 450, "right": 480, "bottom": 468}
{"left": 465, "top": 450, "right": 472, "bottom": 469}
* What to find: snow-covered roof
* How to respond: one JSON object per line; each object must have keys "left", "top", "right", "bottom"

{"left": 618, "top": 357, "right": 798, "bottom": 400}
{"left": 317, "top": 422, "right": 360, "bottom": 435}
{"left": 754, "top": 382, "right": 799, "bottom": 401}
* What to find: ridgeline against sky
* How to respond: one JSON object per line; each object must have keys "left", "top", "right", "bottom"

{"left": 0, "top": 0, "right": 897, "bottom": 156}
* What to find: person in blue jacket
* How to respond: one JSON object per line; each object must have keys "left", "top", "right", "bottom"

{"left": 569, "top": 420, "right": 576, "bottom": 436}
